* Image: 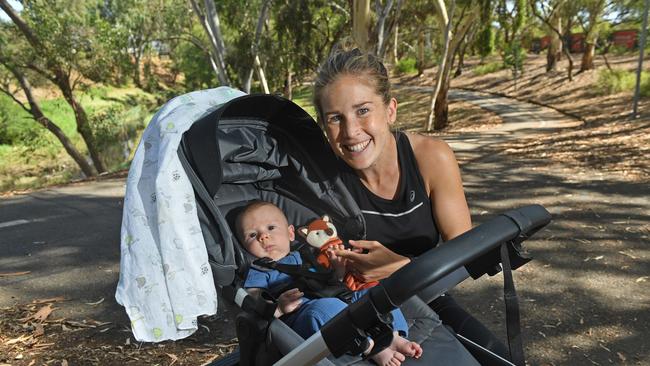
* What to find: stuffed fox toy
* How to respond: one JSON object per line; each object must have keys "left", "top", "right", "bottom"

{"left": 299, "top": 215, "right": 378, "bottom": 292}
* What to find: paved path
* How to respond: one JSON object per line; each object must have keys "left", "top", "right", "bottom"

{"left": 1, "top": 90, "right": 647, "bottom": 365}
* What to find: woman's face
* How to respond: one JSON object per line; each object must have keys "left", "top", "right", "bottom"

{"left": 319, "top": 74, "right": 397, "bottom": 171}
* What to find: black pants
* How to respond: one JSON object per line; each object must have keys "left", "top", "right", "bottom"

{"left": 429, "top": 294, "right": 509, "bottom": 360}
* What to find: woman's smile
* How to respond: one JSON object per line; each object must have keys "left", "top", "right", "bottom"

{"left": 344, "top": 139, "right": 371, "bottom": 153}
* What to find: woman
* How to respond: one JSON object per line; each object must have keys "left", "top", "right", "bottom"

{"left": 314, "top": 48, "right": 509, "bottom": 359}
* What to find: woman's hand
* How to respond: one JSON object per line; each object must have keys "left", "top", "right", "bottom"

{"left": 333, "top": 240, "right": 411, "bottom": 282}
{"left": 275, "top": 288, "right": 303, "bottom": 317}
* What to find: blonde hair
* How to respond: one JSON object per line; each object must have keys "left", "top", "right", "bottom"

{"left": 313, "top": 48, "right": 391, "bottom": 122}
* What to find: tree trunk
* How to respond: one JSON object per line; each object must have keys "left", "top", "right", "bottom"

{"left": 190, "top": 0, "right": 230, "bottom": 86}
{"left": 56, "top": 71, "right": 107, "bottom": 173}
{"left": 249, "top": 0, "right": 271, "bottom": 94}
{"left": 353, "top": 0, "right": 370, "bottom": 50}
{"left": 546, "top": 14, "right": 563, "bottom": 71}
{"left": 580, "top": 0, "right": 605, "bottom": 72}
{"left": 253, "top": 55, "right": 269, "bottom": 94}
{"left": 580, "top": 42, "right": 596, "bottom": 71}
{"left": 433, "top": 84, "right": 449, "bottom": 130}
{"left": 393, "top": 23, "right": 399, "bottom": 64}
{"left": 4, "top": 63, "right": 96, "bottom": 177}
{"left": 284, "top": 65, "right": 292, "bottom": 99}
{"left": 425, "top": 0, "right": 456, "bottom": 131}
{"left": 133, "top": 52, "right": 142, "bottom": 88}
{"left": 417, "top": 30, "right": 425, "bottom": 76}
{"left": 454, "top": 37, "right": 468, "bottom": 77}
{"left": 561, "top": 34, "right": 574, "bottom": 81}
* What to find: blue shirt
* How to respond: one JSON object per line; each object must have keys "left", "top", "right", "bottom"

{"left": 244, "top": 251, "right": 303, "bottom": 295}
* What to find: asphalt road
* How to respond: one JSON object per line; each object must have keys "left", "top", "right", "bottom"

{"left": 0, "top": 179, "right": 127, "bottom": 323}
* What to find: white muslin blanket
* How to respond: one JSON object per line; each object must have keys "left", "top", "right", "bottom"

{"left": 116, "top": 87, "right": 246, "bottom": 342}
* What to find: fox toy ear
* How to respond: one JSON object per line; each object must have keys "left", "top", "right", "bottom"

{"left": 298, "top": 227, "right": 308, "bottom": 237}
{"left": 322, "top": 215, "right": 330, "bottom": 223}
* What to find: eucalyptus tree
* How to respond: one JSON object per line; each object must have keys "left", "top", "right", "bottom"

{"left": 0, "top": 0, "right": 121, "bottom": 174}
{"left": 531, "top": 0, "right": 578, "bottom": 80}
{"left": 476, "top": 0, "right": 496, "bottom": 63}
{"left": 577, "top": 0, "right": 608, "bottom": 72}
{"left": 0, "top": 26, "right": 95, "bottom": 177}
{"left": 426, "top": 0, "right": 480, "bottom": 130}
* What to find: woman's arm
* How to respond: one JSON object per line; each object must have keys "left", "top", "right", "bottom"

{"left": 408, "top": 134, "right": 472, "bottom": 241}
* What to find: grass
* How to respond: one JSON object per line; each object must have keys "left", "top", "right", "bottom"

{"left": 395, "top": 58, "right": 418, "bottom": 75}
{"left": 596, "top": 69, "right": 650, "bottom": 96}
{"left": 291, "top": 85, "right": 317, "bottom": 120}
{"left": 0, "top": 85, "right": 157, "bottom": 192}
{"left": 473, "top": 61, "right": 506, "bottom": 76}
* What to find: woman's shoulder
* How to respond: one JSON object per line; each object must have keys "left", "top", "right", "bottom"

{"left": 402, "top": 132, "right": 461, "bottom": 192}
{"left": 403, "top": 132, "right": 457, "bottom": 166}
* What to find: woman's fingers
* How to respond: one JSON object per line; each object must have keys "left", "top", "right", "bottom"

{"left": 348, "top": 240, "right": 377, "bottom": 249}
{"left": 332, "top": 248, "right": 364, "bottom": 261}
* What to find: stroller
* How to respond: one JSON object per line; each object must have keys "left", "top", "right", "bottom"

{"left": 173, "top": 92, "right": 551, "bottom": 366}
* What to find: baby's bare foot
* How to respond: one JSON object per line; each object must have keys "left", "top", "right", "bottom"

{"left": 392, "top": 336, "right": 423, "bottom": 359}
{"left": 370, "top": 347, "right": 406, "bottom": 366}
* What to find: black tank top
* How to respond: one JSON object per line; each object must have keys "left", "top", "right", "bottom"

{"left": 340, "top": 132, "right": 440, "bottom": 257}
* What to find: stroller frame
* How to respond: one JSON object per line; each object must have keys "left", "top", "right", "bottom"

{"left": 177, "top": 94, "right": 551, "bottom": 366}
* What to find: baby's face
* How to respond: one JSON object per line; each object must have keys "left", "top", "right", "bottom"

{"left": 239, "top": 205, "right": 294, "bottom": 261}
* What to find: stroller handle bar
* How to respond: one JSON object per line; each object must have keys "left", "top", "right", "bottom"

{"left": 381, "top": 204, "right": 550, "bottom": 305}
{"left": 276, "top": 204, "right": 551, "bottom": 364}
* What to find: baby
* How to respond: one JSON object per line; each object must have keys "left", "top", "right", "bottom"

{"left": 236, "top": 200, "right": 422, "bottom": 366}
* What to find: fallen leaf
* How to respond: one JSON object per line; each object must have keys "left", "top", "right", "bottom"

{"left": 636, "top": 276, "right": 648, "bottom": 283}
{"left": 62, "top": 360, "right": 68, "bottom": 366}
{"left": 84, "top": 297, "right": 105, "bottom": 306}
{"left": 594, "top": 255, "right": 604, "bottom": 260}
{"left": 25, "top": 304, "right": 55, "bottom": 323}
{"left": 125, "top": 337, "right": 131, "bottom": 346}
{"left": 617, "top": 352, "right": 626, "bottom": 361}
{"left": 14, "top": 354, "right": 23, "bottom": 360}
{"left": 166, "top": 353, "right": 178, "bottom": 366}
{"left": 28, "top": 360, "right": 36, "bottom": 366}
{"left": 0, "top": 271, "right": 31, "bottom": 277}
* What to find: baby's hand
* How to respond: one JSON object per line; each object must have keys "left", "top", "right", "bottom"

{"left": 276, "top": 288, "right": 303, "bottom": 317}
{"left": 327, "top": 244, "right": 348, "bottom": 280}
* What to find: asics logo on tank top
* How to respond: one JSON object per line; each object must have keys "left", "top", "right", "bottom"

{"left": 409, "top": 190, "right": 415, "bottom": 202}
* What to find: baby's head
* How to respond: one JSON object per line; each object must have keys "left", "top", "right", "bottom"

{"left": 235, "top": 201, "right": 295, "bottom": 261}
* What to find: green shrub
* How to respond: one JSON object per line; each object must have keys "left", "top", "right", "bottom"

{"left": 610, "top": 44, "right": 633, "bottom": 56}
{"left": 473, "top": 62, "right": 505, "bottom": 76}
{"left": 90, "top": 104, "right": 148, "bottom": 170}
{"left": 396, "top": 58, "right": 417, "bottom": 74}
{"left": 596, "top": 69, "right": 650, "bottom": 96}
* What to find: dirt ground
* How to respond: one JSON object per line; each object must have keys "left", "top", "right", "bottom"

{"left": 1, "top": 54, "right": 648, "bottom": 366}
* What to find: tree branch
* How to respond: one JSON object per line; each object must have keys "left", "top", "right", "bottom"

{"left": 0, "top": 84, "right": 31, "bottom": 114}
